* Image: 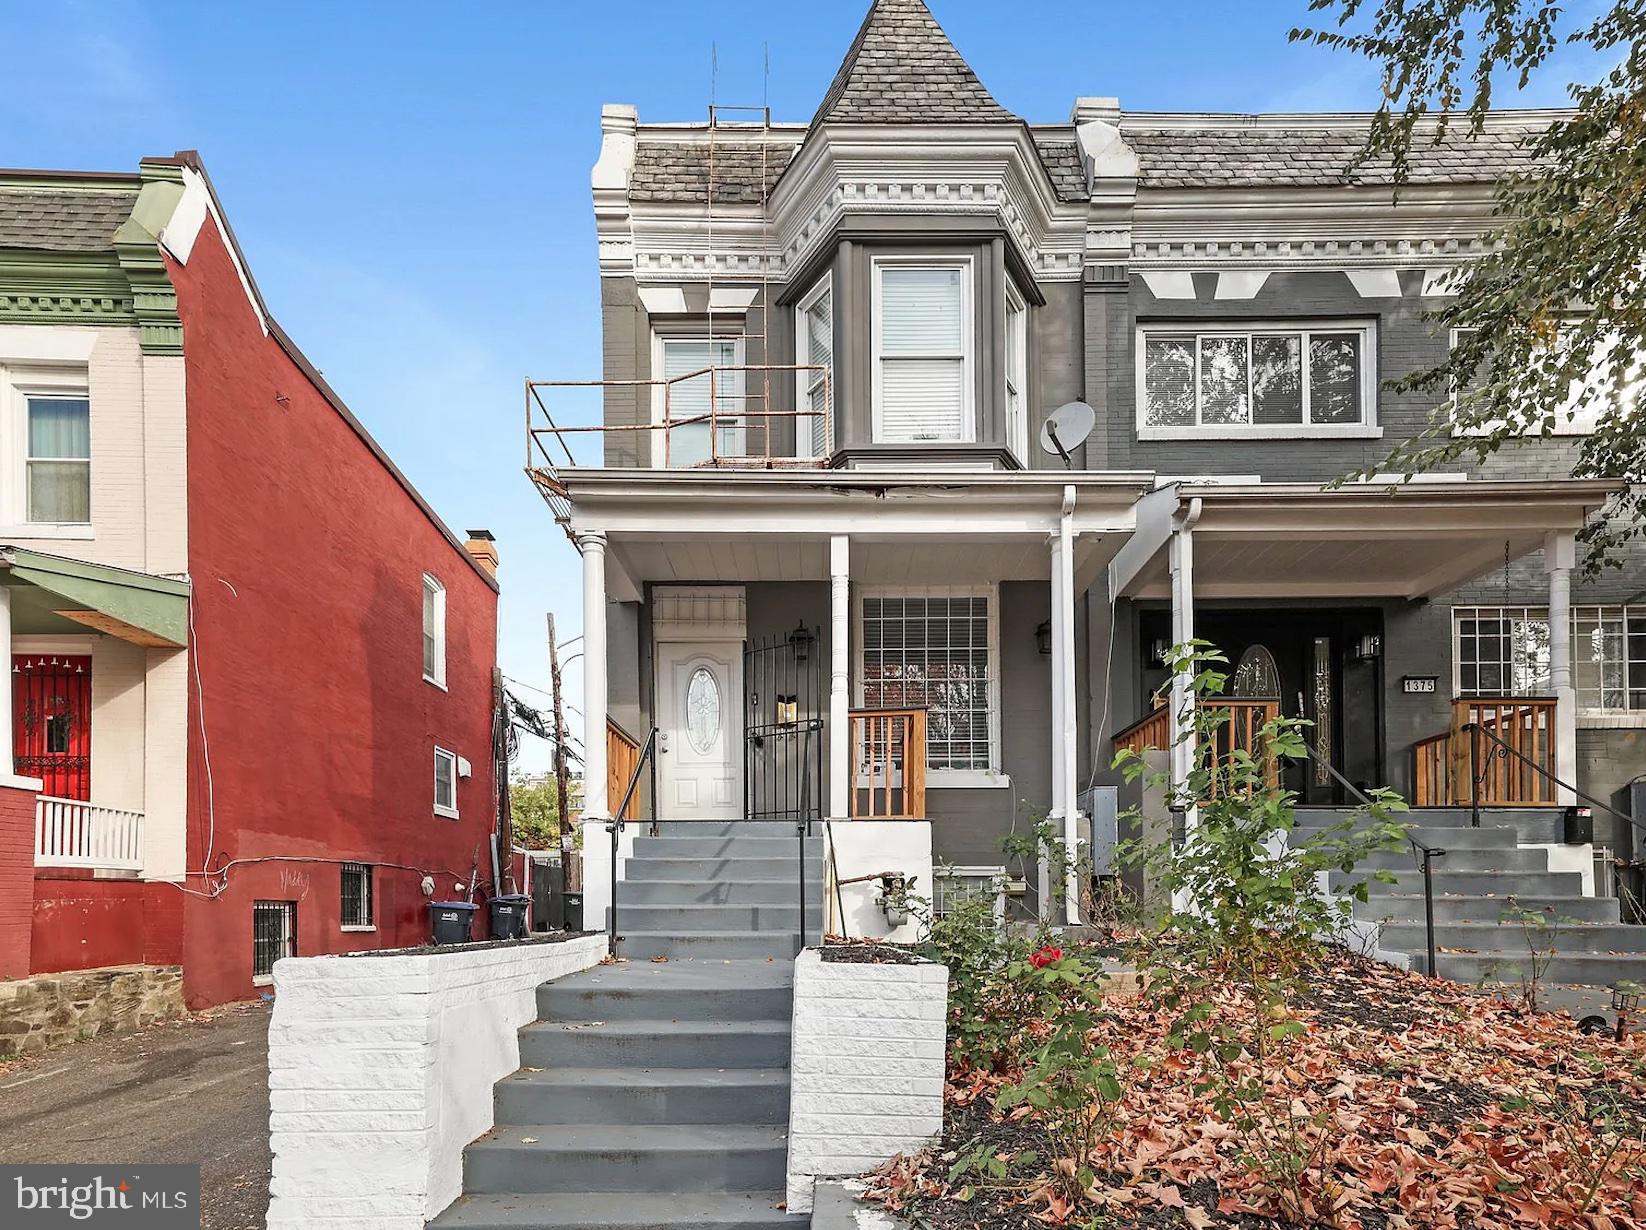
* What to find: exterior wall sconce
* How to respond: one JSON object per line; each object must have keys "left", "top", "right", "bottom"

{"left": 788, "top": 621, "right": 816, "bottom": 663}
{"left": 1148, "top": 638, "right": 1170, "bottom": 668}
{"left": 1035, "top": 621, "right": 1052, "bottom": 655}
{"left": 1355, "top": 634, "right": 1383, "bottom": 660}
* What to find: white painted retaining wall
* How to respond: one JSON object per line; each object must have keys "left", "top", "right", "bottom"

{"left": 786, "top": 947, "right": 948, "bottom": 1214}
{"left": 824, "top": 820, "right": 933, "bottom": 943}
{"left": 267, "top": 933, "right": 607, "bottom": 1229}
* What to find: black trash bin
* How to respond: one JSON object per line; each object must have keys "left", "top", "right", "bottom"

{"left": 563, "top": 891, "right": 584, "bottom": 932}
{"left": 1564, "top": 806, "right": 1594, "bottom": 844}
{"left": 428, "top": 900, "right": 478, "bottom": 945}
{"left": 488, "top": 894, "right": 530, "bottom": 940}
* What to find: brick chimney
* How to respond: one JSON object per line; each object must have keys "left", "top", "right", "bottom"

{"left": 464, "top": 529, "right": 499, "bottom": 578}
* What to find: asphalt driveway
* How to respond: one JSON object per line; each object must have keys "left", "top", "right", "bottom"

{"left": 0, "top": 1001, "right": 271, "bottom": 1230}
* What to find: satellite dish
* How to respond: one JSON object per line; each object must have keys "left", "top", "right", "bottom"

{"left": 1039, "top": 401, "right": 1096, "bottom": 468}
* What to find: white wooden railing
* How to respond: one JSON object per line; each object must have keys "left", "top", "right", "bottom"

{"left": 35, "top": 796, "right": 145, "bottom": 871}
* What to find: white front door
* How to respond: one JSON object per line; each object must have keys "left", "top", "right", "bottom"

{"left": 657, "top": 640, "right": 742, "bottom": 819}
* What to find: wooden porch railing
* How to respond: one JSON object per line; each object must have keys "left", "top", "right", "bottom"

{"left": 606, "top": 719, "right": 642, "bottom": 821}
{"left": 1111, "top": 698, "right": 1281, "bottom": 796}
{"left": 1412, "top": 697, "right": 1558, "bottom": 807}
{"left": 850, "top": 708, "right": 927, "bottom": 819}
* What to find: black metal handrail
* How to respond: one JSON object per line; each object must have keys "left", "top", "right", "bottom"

{"left": 797, "top": 727, "right": 814, "bottom": 955}
{"left": 608, "top": 726, "right": 658, "bottom": 948}
{"left": 1286, "top": 739, "right": 1446, "bottom": 977}
{"left": 1461, "top": 720, "right": 1643, "bottom": 838}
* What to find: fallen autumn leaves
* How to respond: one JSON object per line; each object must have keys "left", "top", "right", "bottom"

{"left": 863, "top": 950, "right": 1646, "bottom": 1230}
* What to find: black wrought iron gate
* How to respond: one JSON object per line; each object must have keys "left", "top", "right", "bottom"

{"left": 744, "top": 625, "right": 824, "bottom": 823}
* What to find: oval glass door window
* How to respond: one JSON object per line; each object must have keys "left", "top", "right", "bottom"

{"left": 1231, "top": 645, "right": 1282, "bottom": 699}
{"left": 685, "top": 666, "right": 722, "bottom": 753}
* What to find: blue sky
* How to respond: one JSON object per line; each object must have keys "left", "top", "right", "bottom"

{"left": 2, "top": 1, "right": 1591, "bottom": 771}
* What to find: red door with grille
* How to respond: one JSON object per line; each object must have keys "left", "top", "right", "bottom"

{"left": 13, "top": 655, "right": 92, "bottom": 800}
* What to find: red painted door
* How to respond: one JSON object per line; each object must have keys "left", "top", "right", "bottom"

{"left": 13, "top": 655, "right": 92, "bottom": 800}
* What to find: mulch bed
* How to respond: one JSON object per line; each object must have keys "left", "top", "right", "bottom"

{"left": 864, "top": 949, "right": 1646, "bottom": 1230}
{"left": 820, "top": 940, "right": 926, "bottom": 965}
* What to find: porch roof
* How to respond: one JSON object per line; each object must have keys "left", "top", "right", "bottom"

{"left": 567, "top": 468, "right": 1157, "bottom": 601}
{"left": 0, "top": 546, "right": 190, "bottom": 647}
{"left": 1109, "top": 478, "right": 1622, "bottom": 601}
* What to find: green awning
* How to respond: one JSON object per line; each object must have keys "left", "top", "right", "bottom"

{"left": 1, "top": 546, "right": 189, "bottom": 648}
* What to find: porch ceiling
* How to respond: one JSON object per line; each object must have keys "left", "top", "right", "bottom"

{"left": 1, "top": 546, "right": 190, "bottom": 648}
{"left": 1111, "top": 479, "right": 1622, "bottom": 601}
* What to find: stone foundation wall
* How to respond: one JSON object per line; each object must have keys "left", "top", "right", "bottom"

{"left": 0, "top": 964, "right": 185, "bottom": 1058}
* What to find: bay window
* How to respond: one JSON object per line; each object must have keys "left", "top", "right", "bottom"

{"left": 794, "top": 274, "right": 834, "bottom": 458}
{"left": 1137, "top": 322, "right": 1377, "bottom": 438}
{"left": 1005, "top": 282, "right": 1028, "bottom": 460}
{"left": 872, "top": 259, "right": 973, "bottom": 443}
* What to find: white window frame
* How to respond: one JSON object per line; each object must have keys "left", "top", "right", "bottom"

{"left": 853, "top": 585, "right": 1005, "bottom": 787}
{"left": 1449, "top": 326, "right": 1608, "bottom": 438}
{"left": 1005, "top": 282, "right": 1029, "bottom": 461}
{"left": 422, "top": 573, "right": 447, "bottom": 689}
{"left": 0, "top": 364, "right": 94, "bottom": 535}
{"left": 932, "top": 864, "right": 1008, "bottom": 923}
{"left": 794, "top": 273, "right": 834, "bottom": 459}
{"left": 1134, "top": 320, "right": 1382, "bottom": 441}
{"left": 434, "top": 745, "right": 460, "bottom": 818}
{"left": 870, "top": 255, "right": 976, "bottom": 445}
{"left": 650, "top": 333, "right": 746, "bottom": 467}
{"left": 1452, "top": 603, "right": 1646, "bottom": 726}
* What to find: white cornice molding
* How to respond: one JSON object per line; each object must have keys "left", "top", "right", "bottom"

{"left": 593, "top": 104, "right": 639, "bottom": 276}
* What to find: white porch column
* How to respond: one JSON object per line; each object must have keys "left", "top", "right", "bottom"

{"left": 0, "top": 586, "right": 11, "bottom": 775}
{"left": 829, "top": 535, "right": 850, "bottom": 822}
{"left": 1168, "top": 500, "right": 1202, "bottom": 844}
{"left": 1055, "top": 488, "right": 1081, "bottom": 924}
{"left": 1545, "top": 530, "right": 1577, "bottom": 806}
{"left": 579, "top": 532, "right": 610, "bottom": 821}
{"left": 1043, "top": 532, "right": 1063, "bottom": 922}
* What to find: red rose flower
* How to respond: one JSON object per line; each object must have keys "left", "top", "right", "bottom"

{"left": 1029, "top": 946, "right": 1064, "bottom": 969}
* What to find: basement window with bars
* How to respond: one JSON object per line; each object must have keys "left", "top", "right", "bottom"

{"left": 933, "top": 866, "right": 1006, "bottom": 923}
{"left": 872, "top": 259, "right": 974, "bottom": 443}
{"left": 252, "top": 900, "right": 297, "bottom": 984}
{"left": 858, "top": 591, "right": 996, "bottom": 773}
{"left": 341, "top": 862, "right": 374, "bottom": 930}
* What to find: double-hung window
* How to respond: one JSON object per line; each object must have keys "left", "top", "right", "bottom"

{"left": 795, "top": 275, "right": 834, "bottom": 458}
{"left": 434, "top": 746, "right": 459, "bottom": 818}
{"left": 1005, "top": 283, "right": 1028, "bottom": 460}
{"left": 422, "top": 574, "right": 446, "bottom": 687}
{"left": 1454, "top": 604, "right": 1646, "bottom": 715}
{"left": 3, "top": 368, "right": 92, "bottom": 528}
{"left": 655, "top": 336, "right": 743, "bottom": 466}
{"left": 873, "top": 259, "right": 973, "bottom": 443}
{"left": 1449, "top": 326, "right": 1616, "bottom": 437}
{"left": 858, "top": 590, "right": 997, "bottom": 775}
{"left": 1137, "top": 322, "right": 1376, "bottom": 439}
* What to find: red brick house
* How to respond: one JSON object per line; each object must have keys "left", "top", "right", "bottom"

{"left": 0, "top": 152, "right": 501, "bottom": 1008}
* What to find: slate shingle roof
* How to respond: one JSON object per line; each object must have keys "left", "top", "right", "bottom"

{"left": 0, "top": 188, "right": 136, "bottom": 252}
{"left": 1121, "top": 124, "right": 1545, "bottom": 189}
{"left": 629, "top": 141, "right": 799, "bottom": 205}
{"left": 810, "top": 0, "right": 1017, "bottom": 127}
{"left": 1032, "top": 137, "right": 1088, "bottom": 202}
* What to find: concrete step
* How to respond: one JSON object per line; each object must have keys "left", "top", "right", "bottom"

{"left": 624, "top": 857, "right": 821, "bottom": 882}
{"left": 520, "top": 1020, "right": 792, "bottom": 1069}
{"left": 616, "top": 931, "right": 801, "bottom": 961}
{"left": 1298, "top": 807, "right": 1563, "bottom": 843}
{"left": 496, "top": 1066, "right": 789, "bottom": 1126}
{"left": 462, "top": 1123, "right": 789, "bottom": 1194}
{"left": 652, "top": 821, "right": 806, "bottom": 838}
{"left": 430, "top": 1191, "right": 802, "bottom": 1228}
{"left": 1431, "top": 950, "right": 1646, "bottom": 987}
{"left": 1378, "top": 920, "right": 1646, "bottom": 955}
{"left": 631, "top": 836, "right": 822, "bottom": 859}
{"left": 614, "top": 904, "right": 823, "bottom": 934}
{"left": 616, "top": 879, "right": 806, "bottom": 906}
{"left": 1355, "top": 894, "right": 1622, "bottom": 924}
{"left": 1336, "top": 869, "right": 1583, "bottom": 897}
{"left": 538, "top": 964, "right": 793, "bottom": 1024}
{"left": 1355, "top": 847, "right": 1550, "bottom": 873}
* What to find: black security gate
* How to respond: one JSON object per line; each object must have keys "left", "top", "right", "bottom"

{"left": 744, "top": 625, "right": 824, "bottom": 823}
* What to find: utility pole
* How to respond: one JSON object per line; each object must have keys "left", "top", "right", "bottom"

{"left": 547, "top": 613, "right": 572, "bottom": 863}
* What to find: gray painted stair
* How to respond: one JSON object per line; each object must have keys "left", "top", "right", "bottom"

{"left": 430, "top": 824, "right": 816, "bottom": 1230}
{"left": 1307, "top": 805, "right": 1646, "bottom": 987}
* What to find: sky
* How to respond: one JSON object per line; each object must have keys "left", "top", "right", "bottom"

{"left": 1, "top": 0, "right": 1595, "bottom": 772}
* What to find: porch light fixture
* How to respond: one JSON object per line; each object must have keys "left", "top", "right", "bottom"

{"left": 1035, "top": 621, "right": 1052, "bottom": 656}
{"left": 787, "top": 621, "right": 816, "bottom": 664}
{"left": 1355, "top": 634, "right": 1383, "bottom": 660}
{"left": 1149, "top": 639, "right": 1170, "bottom": 668}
